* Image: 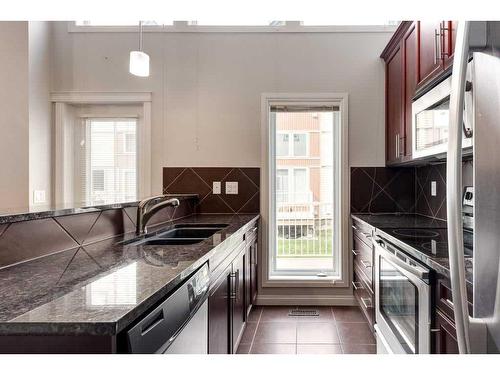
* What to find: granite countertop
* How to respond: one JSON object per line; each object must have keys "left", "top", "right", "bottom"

{"left": 0, "top": 214, "right": 258, "bottom": 336}
{"left": 352, "top": 213, "right": 473, "bottom": 287}
{"left": 0, "top": 194, "right": 198, "bottom": 224}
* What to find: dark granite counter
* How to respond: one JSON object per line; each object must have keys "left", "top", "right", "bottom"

{"left": 0, "top": 214, "right": 258, "bottom": 336}
{"left": 352, "top": 213, "right": 473, "bottom": 287}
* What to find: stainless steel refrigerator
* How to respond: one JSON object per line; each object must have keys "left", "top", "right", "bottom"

{"left": 447, "top": 21, "right": 500, "bottom": 353}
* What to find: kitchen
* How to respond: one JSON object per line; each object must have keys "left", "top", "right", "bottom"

{"left": 0, "top": 0, "right": 499, "bottom": 371}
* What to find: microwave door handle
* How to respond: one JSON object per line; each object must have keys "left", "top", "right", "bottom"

{"left": 446, "top": 21, "right": 471, "bottom": 354}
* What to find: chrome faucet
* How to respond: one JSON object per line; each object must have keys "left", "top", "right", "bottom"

{"left": 136, "top": 195, "right": 180, "bottom": 235}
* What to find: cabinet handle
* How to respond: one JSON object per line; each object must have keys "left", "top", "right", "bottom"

{"left": 352, "top": 249, "right": 359, "bottom": 256}
{"left": 361, "top": 297, "right": 373, "bottom": 309}
{"left": 445, "top": 298, "right": 454, "bottom": 307}
{"left": 352, "top": 225, "right": 358, "bottom": 231}
{"left": 235, "top": 270, "right": 240, "bottom": 301}
{"left": 434, "top": 28, "right": 442, "bottom": 65}
{"left": 430, "top": 328, "right": 441, "bottom": 333}
{"left": 229, "top": 272, "right": 237, "bottom": 300}
{"left": 352, "top": 281, "right": 363, "bottom": 290}
{"left": 360, "top": 260, "right": 372, "bottom": 268}
{"left": 395, "top": 133, "right": 399, "bottom": 159}
{"left": 440, "top": 23, "right": 449, "bottom": 57}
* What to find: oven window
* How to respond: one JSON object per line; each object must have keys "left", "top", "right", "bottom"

{"left": 415, "top": 97, "right": 450, "bottom": 152}
{"left": 379, "top": 257, "right": 419, "bottom": 353}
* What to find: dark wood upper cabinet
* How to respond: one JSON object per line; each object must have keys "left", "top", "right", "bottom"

{"left": 403, "top": 23, "right": 418, "bottom": 159}
{"left": 381, "top": 20, "right": 457, "bottom": 165}
{"left": 385, "top": 43, "right": 404, "bottom": 164}
{"left": 417, "top": 21, "right": 445, "bottom": 86}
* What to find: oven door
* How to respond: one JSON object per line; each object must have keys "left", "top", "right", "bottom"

{"left": 412, "top": 63, "right": 473, "bottom": 159}
{"left": 374, "top": 238, "right": 431, "bottom": 354}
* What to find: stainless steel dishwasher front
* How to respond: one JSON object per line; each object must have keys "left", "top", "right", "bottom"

{"left": 126, "top": 263, "right": 209, "bottom": 354}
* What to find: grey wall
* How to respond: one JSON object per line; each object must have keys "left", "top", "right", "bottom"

{"left": 29, "top": 21, "right": 53, "bottom": 207}
{"left": 51, "top": 23, "right": 393, "bottom": 195}
{"left": 0, "top": 22, "right": 30, "bottom": 210}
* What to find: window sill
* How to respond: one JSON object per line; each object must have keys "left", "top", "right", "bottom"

{"left": 263, "top": 275, "right": 346, "bottom": 288}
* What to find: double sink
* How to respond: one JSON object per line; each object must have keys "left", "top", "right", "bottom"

{"left": 131, "top": 223, "right": 229, "bottom": 246}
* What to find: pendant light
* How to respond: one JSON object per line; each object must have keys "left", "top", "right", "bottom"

{"left": 129, "top": 21, "right": 150, "bottom": 77}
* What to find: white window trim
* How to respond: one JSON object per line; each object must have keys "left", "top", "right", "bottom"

{"left": 52, "top": 92, "right": 152, "bottom": 205}
{"left": 276, "top": 131, "right": 310, "bottom": 158}
{"left": 67, "top": 21, "right": 397, "bottom": 34}
{"left": 260, "top": 93, "right": 349, "bottom": 288}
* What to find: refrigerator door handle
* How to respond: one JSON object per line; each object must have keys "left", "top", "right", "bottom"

{"left": 446, "top": 21, "right": 472, "bottom": 354}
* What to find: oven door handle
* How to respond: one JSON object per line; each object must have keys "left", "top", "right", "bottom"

{"left": 372, "top": 239, "right": 430, "bottom": 281}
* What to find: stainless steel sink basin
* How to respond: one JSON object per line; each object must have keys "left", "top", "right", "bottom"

{"left": 140, "top": 238, "right": 205, "bottom": 246}
{"left": 129, "top": 223, "right": 229, "bottom": 246}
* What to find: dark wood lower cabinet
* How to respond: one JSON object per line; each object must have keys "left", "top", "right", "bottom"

{"left": 208, "top": 263, "right": 232, "bottom": 354}
{"left": 432, "top": 309, "right": 459, "bottom": 354}
{"left": 231, "top": 248, "right": 246, "bottom": 353}
{"left": 208, "top": 221, "right": 258, "bottom": 354}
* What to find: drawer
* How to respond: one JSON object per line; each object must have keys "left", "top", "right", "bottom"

{"left": 352, "top": 218, "right": 374, "bottom": 248}
{"left": 352, "top": 236, "right": 373, "bottom": 284}
{"left": 353, "top": 269, "right": 374, "bottom": 330}
{"left": 434, "top": 276, "right": 473, "bottom": 323}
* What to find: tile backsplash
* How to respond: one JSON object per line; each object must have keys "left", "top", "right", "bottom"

{"left": 351, "top": 160, "right": 473, "bottom": 221}
{"left": 163, "top": 167, "right": 260, "bottom": 214}
{"left": 0, "top": 198, "right": 196, "bottom": 269}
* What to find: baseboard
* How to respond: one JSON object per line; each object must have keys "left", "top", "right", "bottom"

{"left": 255, "top": 294, "right": 356, "bottom": 306}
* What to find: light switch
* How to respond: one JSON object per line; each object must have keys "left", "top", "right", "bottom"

{"left": 33, "top": 190, "right": 46, "bottom": 204}
{"left": 213, "top": 181, "right": 221, "bottom": 194}
{"left": 431, "top": 181, "right": 437, "bottom": 196}
{"left": 225, "top": 181, "right": 238, "bottom": 195}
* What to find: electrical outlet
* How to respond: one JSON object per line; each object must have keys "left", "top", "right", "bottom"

{"left": 213, "top": 181, "right": 221, "bottom": 194}
{"left": 431, "top": 181, "right": 437, "bottom": 197}
{"left": 225, "top": 181, "right": 238, "bottom": 195}
{"left": 33, "top": 190, "right": 46, "bottom": 204}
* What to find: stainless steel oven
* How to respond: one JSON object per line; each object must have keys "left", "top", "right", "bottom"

{"left": 411, "top": 60, "right": 473, "bottom": 159}
{"left": 373, "top": 236, "right": 432, "bottom": 354}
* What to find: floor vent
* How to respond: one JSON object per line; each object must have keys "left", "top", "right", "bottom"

{"left": 288, "top": 309, "right": 319, "bottom": 317}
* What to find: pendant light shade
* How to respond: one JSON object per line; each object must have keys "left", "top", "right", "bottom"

{"left": 129, "top": 50, "right": 150, "bottom": 77}
{"left": 129, "top": 21, "right": 150, "bottom": 77}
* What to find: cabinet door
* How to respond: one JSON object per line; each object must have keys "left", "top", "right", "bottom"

{"left": 244, "top": 243, "right": 252, "bottom": 318}
{"left": 403, "top": 23, "right": 418, "bottom": 159}
{"left": 208, "top": 264, "right": 232, "bottom": 354}
{"left": 443, "top": 21, "right": 457, "bottom": 70}
{"left": 231, "top": 249, "right": 246, "bottom": 353}
{"left": 417, "top": 21, "right": 445, "bottom": 86}
{"left": 386, "top": 43, "right": 404, "bottom": 164}
{"left": 432, "top": 309, "right": 459, "bottom": 354}
{"left": 250, "top": 239, "right": 258, "bottom": 304}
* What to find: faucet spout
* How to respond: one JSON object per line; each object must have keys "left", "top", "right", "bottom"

{"left": 136, "top": 196, "right": 180, "bottom": 235}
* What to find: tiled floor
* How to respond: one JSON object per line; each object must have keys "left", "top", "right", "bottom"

{"left": 236, "top": 306, "right": 376, "bottom": 354}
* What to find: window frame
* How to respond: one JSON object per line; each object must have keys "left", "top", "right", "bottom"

{"left": 52, "top": 92, "right": 152, "bottom": 206}
{"left": 260, "top": 93, "right": 349, "bottom": 288}
{"left": 68, "top": 21, "right": 398, "bottom": 34}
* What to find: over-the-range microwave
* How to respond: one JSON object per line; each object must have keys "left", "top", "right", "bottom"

{"left": 412, "top": 60, "right": 473, "bottom": 159}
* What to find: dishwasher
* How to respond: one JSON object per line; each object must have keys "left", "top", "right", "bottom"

{"left": 126, "top": 263, "right": 209, "bottom": 354}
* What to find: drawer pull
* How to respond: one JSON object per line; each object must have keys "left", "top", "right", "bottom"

{"left": 352, "top": 225, "right": 358, "bottom": 231}
{"left": 360, "top": 260, "right": 372, "bottom": 268}
{"left": 361, "top": 297, "right": 373, "bottom": 309}
{"left": 352, "top": 281, "right": 363, "bottom": 290}
{"left": 445, "top": 298, "right": 454, "bottom": 307}
{"left": 352, "top": 249, "right": 359, "bottom": 256}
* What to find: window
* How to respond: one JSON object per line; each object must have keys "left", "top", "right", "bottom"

{"left": 266, "top": 102, "right": 345, "bottom": 282}
{"left": 92, "top": 170, "right": 105, "bottom": 191}
{"left": 276, "top": 132, "right": 308, "bottom": 157}
{"left": 293, "top": 134, "right": 307, "bottom": 156}
{"left": 80, "top": 118, "right": 138, "bottom": 205}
